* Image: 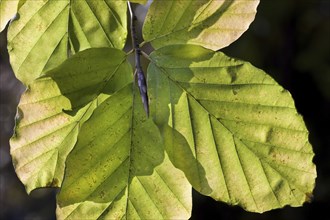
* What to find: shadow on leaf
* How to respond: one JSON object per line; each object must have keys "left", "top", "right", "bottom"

{"left": 43, "top": 47, "right": 132, "bottom": 116}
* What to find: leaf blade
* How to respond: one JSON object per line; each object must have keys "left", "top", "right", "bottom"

{"left": 56, "top": 84, "right": 192, "bottom": 219}
{"left": 0, "top": 0, "right": 19, "bottom": 32}
{"left": 130, "top": 0, "right": 148, "bottom": 5}
{"left": 45, "top": 48, "right": 131, "bottom": 110}
{"left": 143, "top": 0, "right": 259, "bottom": 50}
{"left": 10, "top": 48, "right": 132, "bottom": 193}
{"left": 148, "top": 44, "right": 316, "bottom": 212}
{"left": 10, "top": 78, "right": 97, "bottom": 193}
{"left": 7, "top": 0, "right": 127, "bottom": 85}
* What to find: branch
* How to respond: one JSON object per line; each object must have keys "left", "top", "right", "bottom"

{"left": 128, "top": 2, "right": 149, "bottom": 116}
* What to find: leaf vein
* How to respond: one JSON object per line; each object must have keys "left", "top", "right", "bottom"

{"left": 208, "top": 113, "right": 231, "bottom": 200}
{"left": 154, "top": 166, "right": 190, "bottom": 214}
{"left": 233, "top": 137, "right": 259, "bottom": 211}
{"left": 12, "top": 122, "right": 76, "bottom": 153}
{"left": 103, "top": 0, "right": 124, "bottom": 28}
{"left": 135, "top": 176, "right": 164, "bottom": 218}
{"left": 185, "top": 94, "right": 204, "bottom": 190}
{"left": 16, "top": 5, "right": 69, "bottom": 74}
{"left": 83, "top": 0, "right": 114, "bottom": 47}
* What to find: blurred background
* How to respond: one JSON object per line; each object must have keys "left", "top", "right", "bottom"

{"left": 1, "top": 0, "right": 329, "bottom": 219}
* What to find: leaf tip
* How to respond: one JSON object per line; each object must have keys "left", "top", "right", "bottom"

{"left": 304, "top": 192, "right": 314, "bottom": 203}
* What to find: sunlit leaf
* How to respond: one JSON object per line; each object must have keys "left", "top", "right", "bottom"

{"left": 143, "top": 0, "right": 259, "bottom": 50}
{"left": 56, "top": 85, "right": 192, "bottom": 219}
{"left": 10, "top": 48, "right": 131, "bottom": 193}
{"left": 148, "top": 44, "right": 316, "bottom": 212}
{"left": 7, "top": 0, "right": 317, "bottom": 216}
{"left": 0, "top": 0, "right": 19, "bottom": 32}
{"left": 10, "top": 78, "right": 96, "bottom": 193}
{"left": 130, "top": 0, "right": 148, "bottom": 5}
{"left": 7, "top": 0, "right": 127, "bottom": 85}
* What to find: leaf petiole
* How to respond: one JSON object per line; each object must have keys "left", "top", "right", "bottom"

{"left": 141, "top": 50, "right": 151, "bottom": 61}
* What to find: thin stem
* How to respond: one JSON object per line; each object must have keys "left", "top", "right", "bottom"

{"left": 139, "top": 41, "right": 147, "bottom": 48}
{"left": 141, "top": 51, "right": 151, "bottom": 61}
{"left": 128, "top": 1, "right": 149, "bottom": 116}
{"left": 126, "top": 49, "right": 134, "bottom": 55}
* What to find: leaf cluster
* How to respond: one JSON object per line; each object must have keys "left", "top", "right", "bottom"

{"left": 1, "top": 0, "right": 316, "bottom": 219}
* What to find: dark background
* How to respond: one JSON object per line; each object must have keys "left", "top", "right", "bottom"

{"left": 1, "top": 0, "right": 329, "bottom": 219}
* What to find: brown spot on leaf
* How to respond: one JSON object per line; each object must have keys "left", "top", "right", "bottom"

{"left": 305, "top": 192, "right": 314, "bottom": 203}
{"left": 46, "top": 178, "right": 60, "bottom": 187}
{"left": 100, "top": 190, "right": 105, "bottom": 199}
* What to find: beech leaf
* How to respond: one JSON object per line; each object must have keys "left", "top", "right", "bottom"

{"left": 143, "top": 0, "right": 259, "bottom": 50}
{"left": 0, "top": 0, "right": 19, "bottom": 32}
{"left": 129, "top": 0, "right": 148, "bottom": 5}
{"left": 10, "top": 48, "right": 131, "bottom": 193}
{"left": 56, "top": 85, "right": 192, "bottom": 219}
{"left": 7, "top": 0, "right": 127, "bottom": 85}
{"left": 147, "top": 44, "right": 316, "bottom": 213}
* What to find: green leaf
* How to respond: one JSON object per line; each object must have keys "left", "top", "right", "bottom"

{"left": 130, "top": 0, "right": 148, "bottom": 5}
{"left": 56, "top": 85, "right": 192, "bottom": 219}
{"left": 7, "top": 0, "right": 127, "bottom": 85}
{"left": 143, "top": 0, "right": 259, "bottom": 50}
{"left": 10, "top": 78, "right": 97, "bottom": 193}
{"left": 148, "top": 44, "right": 316, "bottom": 213}
{"left": 10, "top": 48, "right": 131, "bottom": 193}
{"left": 45, "top": 48, "right": 131, "bottom": 111}
{"left": 0, "top": 0, "right": 19, "bottom": 32}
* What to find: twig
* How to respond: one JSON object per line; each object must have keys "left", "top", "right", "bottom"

{"left": 128, "top": 2, "right": 149, "bottom": 116}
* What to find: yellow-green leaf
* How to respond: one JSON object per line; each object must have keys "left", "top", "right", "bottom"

{"left": 130, "top": 0, "right": 148, "bottom": 5}
{"left": 0, "top": 0, "right": 19, "bottom": 32}
{"left": 143, "top": 0, "right": 259, "bottom": 50}
{"left": 10, "top": 48, "right": 131, "bottom": 193}
{"left": 7, "top": 0, "right": 127, "bottom": 85}
{"left": 148, "top": 44, "right": 316, "bottom": 213}
{"left": 56, "top": 85, "right": 192, "bottom": 219}
{"left": 10, "top": 78, "right": 97, "bottom": 193}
